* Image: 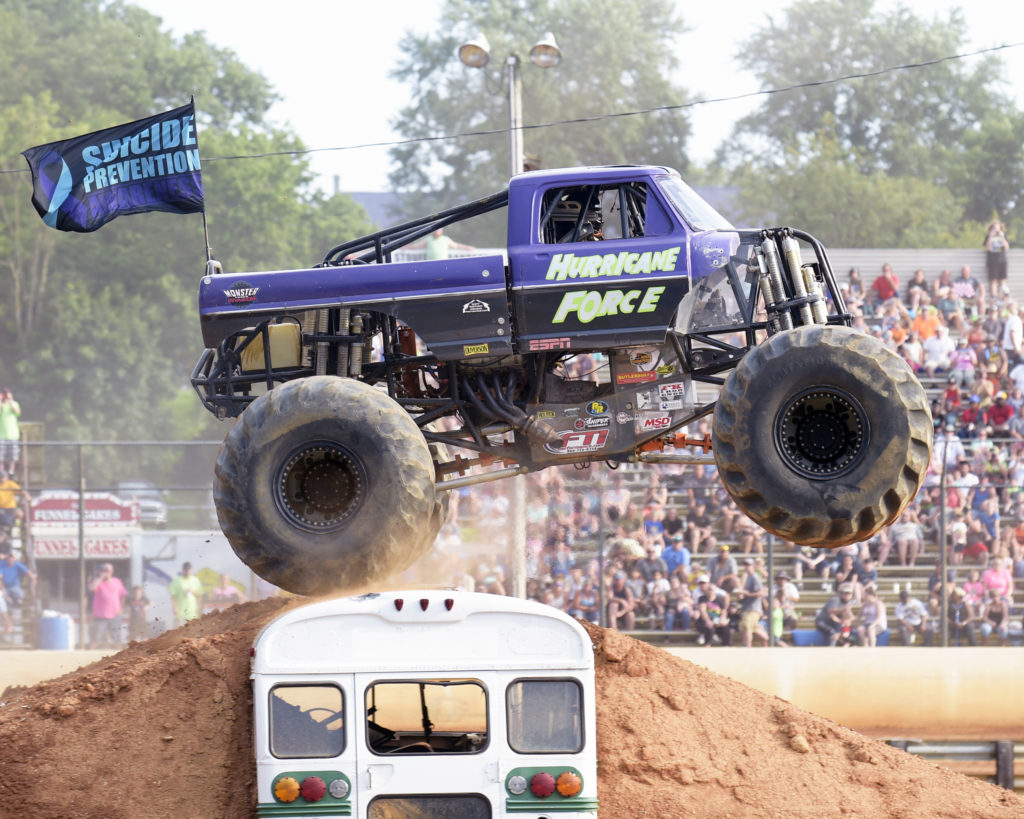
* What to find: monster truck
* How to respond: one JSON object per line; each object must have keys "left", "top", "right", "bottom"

{"left": 192, "top": 165, "right": 932, "bottom": 595}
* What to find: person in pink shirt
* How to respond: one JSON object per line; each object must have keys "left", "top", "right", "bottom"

{"left": 981, "top": 557, "right": 1015, "bottom": 605}
{"left": 88, "top": 563, "right": 128, "bottom": 649}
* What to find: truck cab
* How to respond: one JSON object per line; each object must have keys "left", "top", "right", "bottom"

{"left": 505, "top": 165, "right": 735, "bottom": 352}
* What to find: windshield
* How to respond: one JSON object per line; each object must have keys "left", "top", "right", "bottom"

{"left": 656, "top": 175, "right": 734, "bottom": 232}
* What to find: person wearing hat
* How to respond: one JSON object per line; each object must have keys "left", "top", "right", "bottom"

{"left": 815, "top": 583, "right": 856, "bottom": 646}
{"left": 988, "top": 391, "right": 1014, "bottom": 435}
{"left": 168, "top": 561, "right": 204, "bottom": 626}
{"left": 934, "top": 424, "right": 966, "bottom": 470}
{"left": 694, "top": 574, "right": 732, "bottom": 646}
{"left": 948, "top": 336, "right": 978, "bottom": 391}
{"left": 0, "top": 550, "right": 35, "bottom": 609}
{"left": 658, "top": 534, "right": 689, "bottom": 579}
{"left": 894, "top": 588, "right": 928, "bottom": 646}
{"left": 958, "top": 394, "right": 987, "bottom": 439}
{"left": 707, "top": 540, "right": 739, "bottom": 593}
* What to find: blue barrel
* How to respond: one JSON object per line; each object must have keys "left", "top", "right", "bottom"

{"left": 37, "top": 614, "right": 73, "bottom": 650}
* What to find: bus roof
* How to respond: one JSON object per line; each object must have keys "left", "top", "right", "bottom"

{"left": 251, "top": 590, "right": 594, "bottom": 676}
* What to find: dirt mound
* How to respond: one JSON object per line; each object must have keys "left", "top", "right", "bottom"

{"left": 0, "top": 600, "right": 1021, "bottom": 818}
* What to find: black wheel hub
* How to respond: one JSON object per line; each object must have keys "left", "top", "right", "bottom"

{"left": 774, "top": 389, "right": 868, "bottom": 480}
{"left": 275, "top": 441, "right": 366, "bottom": 531}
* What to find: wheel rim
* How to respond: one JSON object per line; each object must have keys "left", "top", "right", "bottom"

{"left": 274, "top": 441, "right": 366, "bottom": 531}
{"left": 774, "top": 389, "right": 869, "bottom": 480}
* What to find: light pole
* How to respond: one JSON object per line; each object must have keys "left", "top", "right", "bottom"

{"left": 458, "top": 31, "right": 562, "bottom": 178}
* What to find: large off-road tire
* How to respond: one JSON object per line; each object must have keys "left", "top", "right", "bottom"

{"left": 213, "top": 376, "right": 438, "bottom": 596}
{"left": 712, "top": 325, "right": 933, "bottom": 547}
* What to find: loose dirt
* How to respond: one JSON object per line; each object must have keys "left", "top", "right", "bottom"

{"left": 0, "top": 598, "right": 1020, "bottom": 818}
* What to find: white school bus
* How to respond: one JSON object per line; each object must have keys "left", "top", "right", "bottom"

{"left": 251, "top": 590, "right": 599, "bottom": 818}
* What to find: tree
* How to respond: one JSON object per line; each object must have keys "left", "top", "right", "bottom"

{"left": 387, "top": 0, "right": 695, "bottom": 240}
{"left": 0, "top": 0, "right": 372, "bottom": 452}
{"left": 731, "top": 128, "right": 970, "bottom": 248}
{"left": 724, "top": 1, "right": 1008, "bottom": 177}
{"left": 719, "top": 0, "right": 1024, "bottom": 240}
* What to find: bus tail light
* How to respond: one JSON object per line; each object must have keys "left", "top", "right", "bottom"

{"left": 556, "top": 770, "right": 582, "bottom": 797}
{"left": 273, "top": 776, "right": 300, "bottom": 803}
{"left": 394, "top": 598, "right": 404, "bottom": 611}
{"left": 300, "top": 776, "right": 326, "bottom": 802}
{"left": 530, "top": 771, "right": 556, "bottom": 797}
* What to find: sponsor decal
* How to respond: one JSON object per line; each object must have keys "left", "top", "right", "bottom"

{"left": 224, "top": 281, "right": 259, "bottom": 307}
{"left": 639, "top": 415, "right": 673, "bottom": 431}
{"left": 616, "top": 412, "right": 634, "bottom": 424}
{"left": 552, "top": 286, "right": 666, "bottom": 324}
{"left": 545, "top": 246, "right": 681, "bottom": 281}
{"left": 536, "top": 409, "right": 557, "bottom": 419}
{"left": 574, "top": 416, "right": 611, "bottom": 430}
{"left": 585, "top": 400, "right": 609, "bottom": 416}
{"left": 636, "top": 391, "right": 653, "bottom": 410}
{"left": 463, "top": 343, "right": 491, "bottom": 356}
{"left": 629, "top": 352, "right": 653, "bottom": 366}
{"left": 701, "top": 245, "right": 727, "bottom": 268}
{"left": 659, "top": 382, "right": 686, "bottom": 402}
{"left": 462, "top": 298, "right": 490, "bottom": 313}
{"left": 528, "top": 336, "right": 572, "bottom": 351}
{"left": 656, "top": 364, "right": 675, "bottom": 376}
{"left": 544, "top": 429, "right": 609, "bottom": 454}
{"left": 617, "top": 371, "right": 658, "bottom": 385}
{"left": 563, "top": 407, "right": 580, "bottom": 416}
{"left": 34, "top": 537, "right": 132, "bottom": 559}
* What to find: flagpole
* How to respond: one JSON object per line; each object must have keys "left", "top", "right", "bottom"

{"left": 192, "top": 95, "right": 221, "bottom": 275}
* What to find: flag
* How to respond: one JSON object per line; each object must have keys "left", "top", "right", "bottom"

{"left": 21, "top": 101, "right": 204, "bottom": 233}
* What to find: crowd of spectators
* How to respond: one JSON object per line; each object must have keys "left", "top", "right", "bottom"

{"left": 416, "top": 259, "right": 1024, "bottom": 646}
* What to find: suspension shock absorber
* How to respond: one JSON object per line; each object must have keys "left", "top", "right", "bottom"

{"left": 757, "top": 233, "right": 794, "bottom": 332}
{"left": 779, "top": 231, "right": 814, "bottom": 327}
{"left": 315, "top": 308, "right": 329, "bottom": 376}
{"left": 336, "top": 308, "right": 351, "bottom": 377}
{"left": 801, "top": 263, "right": 829, "bottom": 325}
{"left": 348, "top": 313, "right": 364, "bottom": 377}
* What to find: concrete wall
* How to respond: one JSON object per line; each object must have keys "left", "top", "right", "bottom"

{"left": 668, "top": 647, "right": 1024, "bottom": 740}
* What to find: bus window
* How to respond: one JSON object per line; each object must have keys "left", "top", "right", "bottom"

{"left": 365, "top": 679, "right": 488, "bottom": 755}
{"left": 270, "top": 684, "right": 344, "bottom": 759}
{"left": 368, "top": 794, "right": 491, "bottom": 818}
{"left": 507, "top": 679, "right": 583, "bottom": 753}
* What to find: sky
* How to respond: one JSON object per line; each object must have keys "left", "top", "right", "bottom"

{"left": 132, "top": 0, "right": 1024, "bottom": 193}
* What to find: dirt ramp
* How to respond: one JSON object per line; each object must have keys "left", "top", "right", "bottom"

{"left": 585, "top": 622, "right": 1023, "bottom": 817}
{"left": 0, "top": 601, "right": 1021, "bottom": 818}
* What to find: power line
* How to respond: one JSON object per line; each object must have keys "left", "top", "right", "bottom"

{"left": 2, "top": 40, "right": 1022, "bottom": 176}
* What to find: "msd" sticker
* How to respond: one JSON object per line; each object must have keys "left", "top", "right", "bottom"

{"left": 640, "top": 415, "right": 673, "bottom": 431}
